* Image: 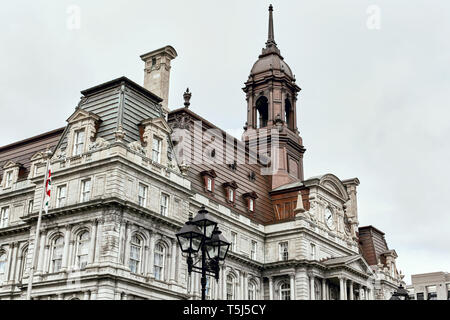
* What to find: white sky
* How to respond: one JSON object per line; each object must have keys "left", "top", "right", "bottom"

{"left": 1, "top": 0, "right": 450, "bottom": 284}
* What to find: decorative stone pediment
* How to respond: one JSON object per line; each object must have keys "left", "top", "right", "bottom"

{"left": 2, "top": 160, "right": 21, "bottom": 169}
{"left": 66, "top": 109, "right": 100, "bottom": 125}
{"left": 319, "top": 174, "right": 349, "bottom": 200}
{"left": 140, "top": 117, "right": 172, "bottom": 167}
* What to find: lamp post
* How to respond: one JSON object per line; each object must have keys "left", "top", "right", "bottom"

{"left": 176, "top": 206, "right": 230, "bottom": 300}
{"left": 389, "top": 284, "right": 410, "bottom": 300}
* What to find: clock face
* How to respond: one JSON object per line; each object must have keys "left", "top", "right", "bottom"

{"left": 325, "top": 208, "right": 334, "bottom": 229}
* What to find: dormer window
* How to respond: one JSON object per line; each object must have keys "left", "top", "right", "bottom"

{"left": 73, "top": 129, "right": 85, "bottom": 156}
{"left": 200, "top": 170, "right": 217, "bottom": 193}
{"left": 223, "top": 181, "right": 238, "bottom": 204}
{"left": 207, "top": 177, "right": 213, "bottom": 192}
{"left": 4, "top": 171, "right": 12, "bottom": 188}
{"left": 152, "top": 137, "right": 162, "bottom": 163}
{"left": 243, "top": 191, "right": 258, "bottom": 213}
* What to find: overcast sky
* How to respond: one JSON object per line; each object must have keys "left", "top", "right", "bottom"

{"left": 1, "top": 0, "right": 450, "bottom": 284}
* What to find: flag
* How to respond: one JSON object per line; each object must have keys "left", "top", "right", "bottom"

{"left": 44, "top": 165, "right": 52, "bottom": 214}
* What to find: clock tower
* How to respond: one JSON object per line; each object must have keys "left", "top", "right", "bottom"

{"left": 242, "top": 5, "right": 306, "bottom": 190}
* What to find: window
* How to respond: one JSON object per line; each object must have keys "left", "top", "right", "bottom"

{"left": 280, "top": 282, "right": 291, "bottom": 300}
{"left": 129, "top": 235, "right": 142, "bottom": 274}
{"left": 4, "top": 171, "right": 12, "bottom": 188}
{"left": 207, "top": 177, "right": 213, "bottom": 192}
{"left": 56, "top": 185, "right": 67, "bottom": 208}
{"left": 228, "top": 188, "right": 234, "bottom": 202}
{"left": 0, "top": 253, "right": 6, "bottom": 275}
{"left": 28, "top": 200, "right": 34, "bottom": 214}
{"left": 152, "top": 137, "right": 162, "bottom": 163}
{"left": 250, "top": 241, "right": 257, "bottom": 260}
{"left": 231, "top": 232, "right": 237, "bottom": 252}
{"left": 20, "top": 249, "right": 28, "bottom": 279}
{"left": 138, "top": 183, "right": 148, "bottom": 207}
{"left": 0, "top": 207, "right": 9, "bottom": 228}
{"left": 248, "top": 281, "right": 256, "bottom": 300}
{"left": 226, "top": 275, "right": 235, "bottom": 300}
{"left": 80, "top": 179, "right": 91, "bottom": 202}
{"left": 416, "top": 292, "right": 424, "bottom": 300}
{"left": 73, "top": 129, "right": 85, "bottom": 156}
{"left": 279, "top": 242, "right": 289, "bottom": 261}
{"left": 51, "top": 236, "right": 64, "bottom": 273}
{"left": 249, "top": 198, "right": 254, "bottom": 212}
{"left": 160, "top": 193, "right": 169, "bottom": 216}
{"left": 76, "top": 232, "right": 89, "bottom": 269}
{"left": 154, "top": 243, "right": 165, "bottom": 280}
{"left": 427, "top": 286, "right": 437, "bottom": 300}
{"left": 310, "top": 243, "right": 316, "bottom": 260}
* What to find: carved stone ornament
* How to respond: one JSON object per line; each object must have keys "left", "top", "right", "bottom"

{"left": 115, "top": 125, "right": 126, "bottom": 142}
{"left": 55, "top": 148, "right": 67, "bottom": 161}
{"left": 128, "top": 141, "right": 146, "bottom": 155}
{"left": 179, "top": 159, "right": 190, "bottom": 176}
{"left": 171, "top": 114, "right": 192, "bottom": 130}
{"left": 89, "top": 137, "right": 109, "bottom": 151}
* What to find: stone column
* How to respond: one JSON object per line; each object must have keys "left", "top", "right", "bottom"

{"left": 88, "top": 219, "right": 97, "bottom": 265}
{"left": 170, "top": 238, "right": 177, "bottom": 282}
{"left": 8, "top": 242, "right": 19, "bottom": 283}
{"left": 236, "top": 270, "right": 241, "bottom": 300}
{"left": 83, "top": 291, "right": 90, "bottom": 300}
{"left": 15, "top": 249, "right": 24, "bottom": 283}
{"left": 260, "top": 277, "right": 264, "bottom": 300}
{"left": 269, "top": 276, "right": 274, "bottom": 300}
{"left": 290, "top": 274, "right": 295, "bottom": 300}
{"left": 123, "top": 222, "right": 131, "bottom": 267}
{"left": 43, "top": 243, "right": 50, "bottom": 273}
{"left": 222, "top": 267, "right": 227, "bottom": 300}
{"left": 94, "top": 218, "right": 104, "bottom": 264}
{"left": 143, "top": 245, "right": 149, "bottom": 274}
{"left": 61, "top": 225, "right": 71, "bottom": 271}
{"left": 309, "top": 274, "right": 315, "bottom": 300}
{"left": 4, "top": 243, "right": 13, "bottom": 282}
{"left": 242, "top": 272, "right": 247, "bottom": 300}
{"left": 339, "top": 277, "right": 345, "bottom": 300}
{"left": 322, "top": 279, "right": 327, "bottom": 300}
{"left": 67, "top": 238, "right": 75, "bottom": 271}
{"left": 35, "top": 230, "right": 46, "bottom": 274}
{"left": 90, "top": 290, "right": 97, "bottom": 300}
{"left": 147, "top": 232, "right": 155, "bottom": 278}
{"left": 349, "top": 281, "right": 354, "bottom": 300}
{"left": 344, "top": 279, "right": 347, "bottom": 300}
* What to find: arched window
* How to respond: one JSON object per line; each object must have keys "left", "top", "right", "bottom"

{"left": 153, "top": 243, "right": 165, "bottom": 280}
{"left": 248, "top": 281, "right": 256, "bottom": 300}
{"left": 255, "top": 96, "right": 269, "bottom": 128}
{"left": 226, "top": 275, "right": 235, "bottom": 300}
{"left": 76, "top": 231, "right": 90, "bottom": 269}
{"left": 280, "top": 282, "right": 291, "bottom": 300}
{"left": 129, "top": 235, "right": 142, "bottom": 274}
{"left": 284, "top": 98, "right": 294, "bottom": 130}
{"left": 20, "top": 248, "right": 28, "bottom": 280}
{"left": 0, "top": 252, "right": 7, "bottom": 276}
{"left": 51, "top": 236, "right": 64, "bottom": 273}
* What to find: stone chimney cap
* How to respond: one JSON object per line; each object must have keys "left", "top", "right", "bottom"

{"left": 140, "top": 45, "right": 178, "bottom": 61}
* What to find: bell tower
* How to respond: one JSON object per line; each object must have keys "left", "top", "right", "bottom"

{"left": 242, "top": 5, "right": 305, "bottom": 190}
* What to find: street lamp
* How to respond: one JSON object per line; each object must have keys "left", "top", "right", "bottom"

{"left": 176, "top": 206, "right": 230, "bottom": 300}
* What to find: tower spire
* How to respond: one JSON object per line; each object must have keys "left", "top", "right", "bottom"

{"left": 267, "top": 4, "right": 276, "bottom": 47}
{"left": 262, "top": 5, "right": 280, "bottom": 56}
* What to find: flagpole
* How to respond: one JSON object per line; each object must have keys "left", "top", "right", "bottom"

{"left": 26, "top": 152, "right": 51, "bottom": 300}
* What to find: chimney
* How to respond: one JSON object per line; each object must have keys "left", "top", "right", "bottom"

{"left": 140, "top": 45, "right": 178, "bottom": 113}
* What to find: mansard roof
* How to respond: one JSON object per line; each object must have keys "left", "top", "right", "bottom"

{"left": 0, "top": 128, "right": 64, "bottom": 182}
{"left": 358, "top": 225, "right": 391, "bottom": 267}
{"left": 56, "top": 76, "right": 165, "bottom": 153}
{"left": 168, "top": 107, "right": 275, "bottom": 224}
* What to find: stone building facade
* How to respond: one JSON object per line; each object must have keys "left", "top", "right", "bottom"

{"left": 0, "top": 5, "right": 404, "bottom": 300}
{"left": 409, "top": 272, "right": 450, "bottom": 300}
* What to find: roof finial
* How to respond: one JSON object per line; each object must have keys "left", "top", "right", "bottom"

{"left": 183, "top": 88, "right": 191, "bottom": 108}
{"left": 266, "top": 4, "right": 276, "bottom": 47}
